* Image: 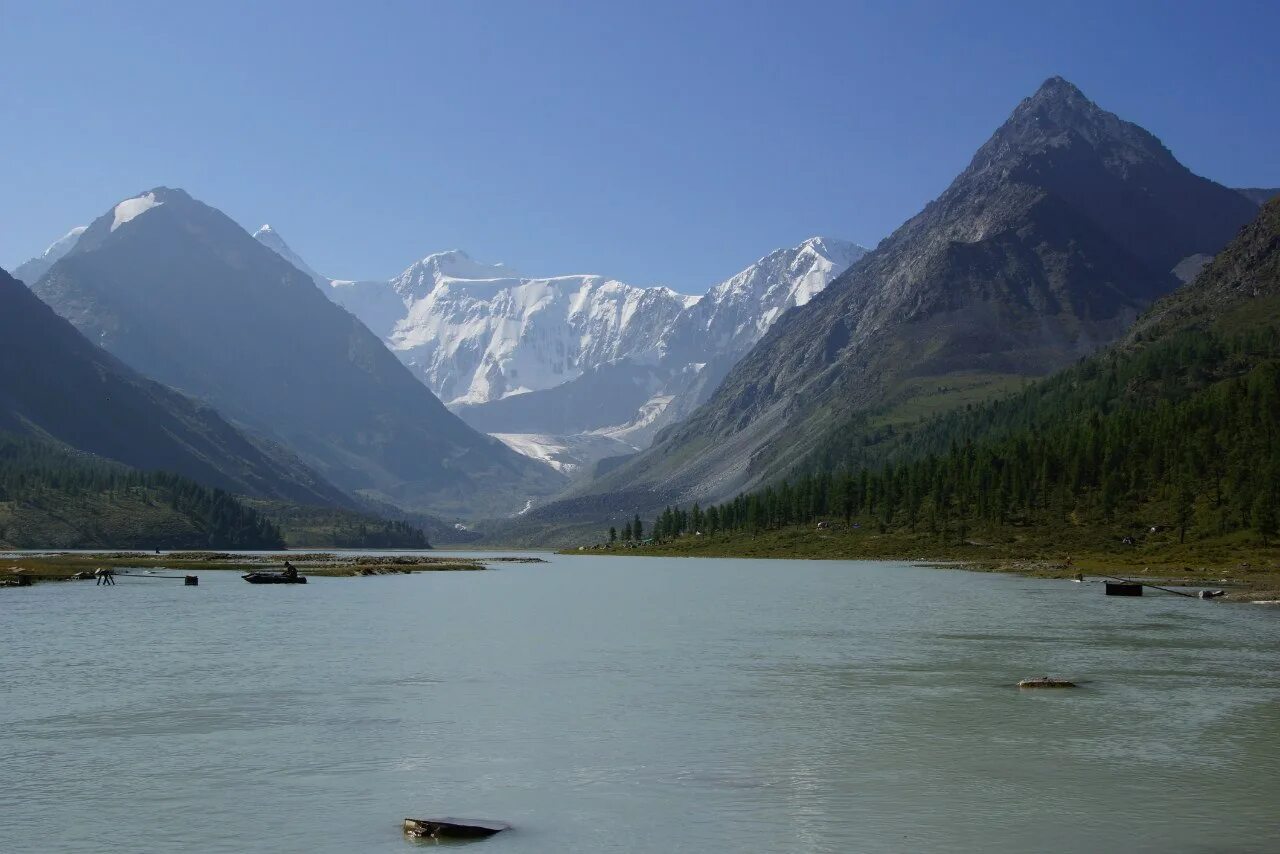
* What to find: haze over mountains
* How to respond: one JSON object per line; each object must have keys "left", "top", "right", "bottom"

{"left": 7, "top": 75, "right": 1274, "bottom": 548}
{"left": 0, "top": 266, "right": 343, "bottom": 508}
{"left": 254, "top": 228, "right": 865, "bottom": 473}
{"left": 519, "top": 77, "right": 1270, "bottom": 532}
{"left": 25, "top": 188, "right": 564, "bottom": 518}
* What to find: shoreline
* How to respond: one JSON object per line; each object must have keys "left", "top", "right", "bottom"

{"left": 563, "top": 532, "right": 1280, "bottom": 603}
{"left": 1, "top": 551, "right": 545, "bottom": 586}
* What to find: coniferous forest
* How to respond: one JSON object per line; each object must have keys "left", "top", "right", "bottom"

{"left": 643, "top": 201, "right": 1280, "bottom": 553}
{"left": 0, "top": 434, "right": 286, "bottom": 549}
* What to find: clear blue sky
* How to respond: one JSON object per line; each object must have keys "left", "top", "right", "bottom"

{"left": 2, "top": 1, "right": 1277, "bottom": 292}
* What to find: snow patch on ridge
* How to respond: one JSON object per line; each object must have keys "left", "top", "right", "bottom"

{"left": 42, "top": 225, "right": 87, "bottom": 258}
{"left": 111, "top": 193, "right": 163, "bottom": 231}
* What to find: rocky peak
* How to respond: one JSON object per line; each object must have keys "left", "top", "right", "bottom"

{"left": 966, "top": 76, "right": 1173, "bottom": 179}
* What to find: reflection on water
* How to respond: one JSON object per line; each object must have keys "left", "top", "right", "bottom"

{"left": 2, "top": 554, "right": 1278, "bottom": 853}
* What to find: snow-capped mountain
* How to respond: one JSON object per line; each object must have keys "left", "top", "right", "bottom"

{"left": 253, "top": 227, "right": 699, "bottom": 406}
{"left": 253, "top": 224, "right": 327, "bottom": 287}
{"left": 659, "top": 236, "right": 868, "bottom": 367}
{"left": 254, "top": 226, "right": 866, "bottom": 474}
{"left": 13, "top": 225, "right": 87, "bottom": 284}
{"left": 387, "top": 260, "right": 699, "bottom": 405}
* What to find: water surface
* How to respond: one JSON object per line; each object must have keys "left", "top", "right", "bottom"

{"left": 2, "top": 553, "right": 1278, "bottom": 853}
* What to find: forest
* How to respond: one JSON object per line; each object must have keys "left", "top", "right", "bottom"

{"left": 0, "top": 434, "right": 286, "bottom": 549}
{"left": 646, "top": 321, "right": 1280, "bottom": 548}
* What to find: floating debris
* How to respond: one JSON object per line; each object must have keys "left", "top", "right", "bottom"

{"left": 403, "top": 818, "right": 511, "bottom": 840}
{"left": 1017, "top": 676, "right": 1077, "bottom": 689}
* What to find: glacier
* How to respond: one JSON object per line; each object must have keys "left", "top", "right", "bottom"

{"left": 253, "top": 226, "right": 866, "bottom": 474}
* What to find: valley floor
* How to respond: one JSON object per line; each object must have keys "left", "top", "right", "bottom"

{"left": 569, "top": 526, "right": 1280, "bottom": 602}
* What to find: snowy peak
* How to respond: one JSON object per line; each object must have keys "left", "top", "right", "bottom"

{"left": 111, "top": 192, "right": 164, "bottom": 231}
{"left": 660, "top": 235, "right": 867, "bottom": 364}
{"left": 385, "top": 258, "right": 692, "bottom": 406}
{"left": 13, "top": 225, "right": 87, "bottom": 284}
{"left": 390, "top": 249, "right": 521, "bottom": 300}
{"left": 254, "top": 224, "right": 328, "bottom": 287}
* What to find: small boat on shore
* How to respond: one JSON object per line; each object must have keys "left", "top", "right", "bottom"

{"left": 241, "top": 572, "right": 307, "bottom": 584}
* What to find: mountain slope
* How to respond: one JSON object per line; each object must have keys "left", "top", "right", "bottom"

{"left": 14, "top": 225, "right": 86, "bottom": 285}
{"left": 454, "top": 237, "right": 868, "bottom": 453}
{"left": 31, "top": 189, "right": 565, "bottom": 517}
{"left": 0, "top": 266, "right": 345, "bottom": 506}
{"left": 1236, "top": 187, "right": 1280, "bottom": 206}
{"left": 0, "top": 434, "right": 287, "bottom": 550}
{"left": 256, "top": 227, "right": 864, "bottom": 474}
{"left": 664, "top": 198, "right": 1280, "bottom": 560}
{"left": 559, "top": 77, "right": 1262, "bottom": 515}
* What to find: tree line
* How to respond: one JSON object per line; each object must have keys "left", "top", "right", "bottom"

{"left": 0, "top": 433, "right": 286, "bottom": 548}
{"left": 636, "top": 323, "right": 1280, "bottom": 546}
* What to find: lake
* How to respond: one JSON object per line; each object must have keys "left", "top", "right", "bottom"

{"left": 2, "top": 553, "right": 1278, "bottom": 853}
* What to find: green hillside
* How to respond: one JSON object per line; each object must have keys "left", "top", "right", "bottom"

{"left": 0, "top": 435, "right": 285, "bottom": 550}
{"left": 615, "top": 200, "right": 1280, "bottom": 571}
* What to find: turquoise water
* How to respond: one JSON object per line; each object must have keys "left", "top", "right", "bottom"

{"left": 2, "top": 553, "right": 1278, "bottom": 853}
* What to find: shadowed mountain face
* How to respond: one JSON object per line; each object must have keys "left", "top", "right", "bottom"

{"left": 550, "top": 77, "right": 1265, "bottom": 518}
{"left": 1235, "top": 188, "right": 1280, "bottom": 206}
{"left": 29, "top": 189, "right": 565, "bottom": 518}
{"left": 1125, "top": 197, "right": 1280, "bottom": 342}
{"left": 0, "top": 267, "right": 346, "bottom": 506}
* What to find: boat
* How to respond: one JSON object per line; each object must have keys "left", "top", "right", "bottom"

{"left": 241, "top": 572, "right": 307, "bottom": 584}
{"left": 1104, "top": 581, "right": 1142, "bottom": 596}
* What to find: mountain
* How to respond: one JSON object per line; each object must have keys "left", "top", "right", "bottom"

{"left": 672, "top": 198, "right": 1280, "bottom": 556}
{"left": 0, "top": 434, "right": 288, "bottom": 550}
{"left": 258, "top": 229, "right": 864, "bottom": 474}
{"left": 1127, "top": 196, "right": 1280, "bottom": 341}
{"left": 457, "top": 237, "right": 869, "bottom": 456}
{"left": 30, "top": 189, "right": 565, "bottom": 518}
{"left": 550, "top": 76, "right": 1263, "bottom": 518}
{"left": 0, "top": 265, "right": 343, "bottom": 506}
{"left": 252, "top": 224, "right": 328, "bottom": 286}
{"left": 13, "top": 225, "right": 86, "bottom": 285}
{"left": 1236, "top": 187, "right": 1280, "bottom": 206}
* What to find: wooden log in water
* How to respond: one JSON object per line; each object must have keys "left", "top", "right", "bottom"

{"left": 1017, "top": 676, "right": 1077, "bottom": 688}
{"left": 403, "top": 818, "right": 511, "bottom": 839}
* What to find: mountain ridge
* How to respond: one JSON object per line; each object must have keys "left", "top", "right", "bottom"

{"left": 32, "top": 188, "right": 565, "bottom": 518}
{"left": 537, "top": 76, "right": 1265, "bottom": 522}
{"left": 0, "top": 265, "right": 345, "bottom": 507}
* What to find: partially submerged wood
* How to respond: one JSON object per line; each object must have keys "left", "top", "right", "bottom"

{"left": 1017, "top": 676, "right": 1077, "bottom": 688}
{"left": 241, "top": 572, "right": 307, "bottom": 584}
{"left": 403, "top": 818, "right": 511, "bottom": 840}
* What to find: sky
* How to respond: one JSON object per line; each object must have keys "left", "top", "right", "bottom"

{"left": 2, "top": 1, "right": 1278, "bottom": 292}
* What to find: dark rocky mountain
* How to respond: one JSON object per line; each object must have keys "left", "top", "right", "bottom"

{"left": 30, "top": 189, "right": 565, "bottom": 518}
{"left": 0, "top": 266, "right": 344, "bottom": 506}
{"left": 551, "top": 77, "right": 1264, "bottom": 517}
